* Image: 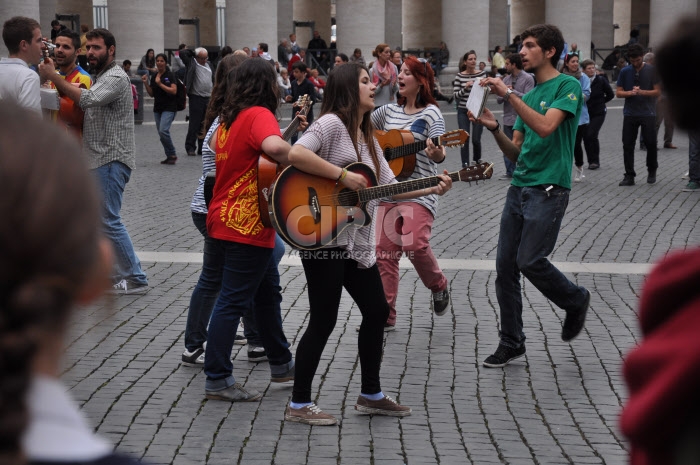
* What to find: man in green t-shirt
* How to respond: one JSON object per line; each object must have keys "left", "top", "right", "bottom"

{"left": 469, "top": 24, "right": 591, "bottom": 368}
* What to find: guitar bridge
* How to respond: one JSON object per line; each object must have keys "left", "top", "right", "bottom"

{"left": 308, "top": 187, "right": 320, "bottom": 224}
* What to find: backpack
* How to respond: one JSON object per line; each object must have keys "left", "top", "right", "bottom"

{"left": 176, "top": 79, "right": 186, "bottom": 111}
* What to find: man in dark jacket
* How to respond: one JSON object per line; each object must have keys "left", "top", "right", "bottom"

{"left": 180, "top": 47, "right": 214, "bottom": 156}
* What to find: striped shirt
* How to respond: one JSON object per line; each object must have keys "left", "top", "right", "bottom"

{"left": 452, "top": 70, "right": 487, "bottom": 110}
{"left": 371, "top": 104, "right": 446, "bottom": 217}
{"left": 296, "top": 113, "right": 396, "bottom": 268}
{"left": 78, "top": 61, "right": 135, "bottom": 170}
{"left": 191, "top": 117, "right": 220, "bottom": 214}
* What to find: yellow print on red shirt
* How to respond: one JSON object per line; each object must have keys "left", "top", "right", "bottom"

{"left": 218, "top": 168, "right": 263, "bottom": 236}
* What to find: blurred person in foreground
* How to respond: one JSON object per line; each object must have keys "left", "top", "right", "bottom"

{"left": 0, "top": 103, "right": 140, "bottom": 465}
{"left": 620, "top": 18, "right": 700, "bottom": 464}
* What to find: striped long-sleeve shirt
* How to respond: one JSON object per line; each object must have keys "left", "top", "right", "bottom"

{"left": 452, "top": 70, "right": 487, "bottom": 110}
{"left": 371, "top": 103, "right": 446, "bottom": 217}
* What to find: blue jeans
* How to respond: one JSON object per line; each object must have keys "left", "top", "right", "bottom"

{"left": 495, "top": 185, "right": 588, "bottom": 349}
{"left": 186, "top": 212, "right": 286, "bottom": 351}
{"left": 94, "top": 161, "right": 148, "bottom": 285}
{"left": 503, "top": 124, "right": 516, "bottom": 176}
{"left": 154, "top": 111, "right": 177, "bottom": 158}
{"left": 457, "top": 107, "right": 484, "bottom": 166}
{"left": 689, "top": 131, "right": 700, "bottom": 183}
{"left": 204, "top": 239, "right": 292, "bottom": 391}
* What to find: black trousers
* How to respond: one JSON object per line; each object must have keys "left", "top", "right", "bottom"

{"left": 583, "top": 112, "right": 606, "bottom": 166}
{"left": 292, "top": 250, "right": 389, "bottom": 404}
{"left": 622, "top": 115, "right": 658, "bottom": 177}
{"left": 186, "top": 94, "right": 209, "bottom": 154}
{"left": 574, "top": 124, "right": 589, "bottom": 168}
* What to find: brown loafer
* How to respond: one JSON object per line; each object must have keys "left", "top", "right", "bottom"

{"left": 664, "top": 143, "right": 678, "bottom": 149}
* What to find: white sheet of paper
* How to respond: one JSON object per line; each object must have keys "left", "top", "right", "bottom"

{"left": 40, "top": 88, "right": 60, "bottom": 110}
{"left": 465, "top": 78, "right": 490, "bottom": 118}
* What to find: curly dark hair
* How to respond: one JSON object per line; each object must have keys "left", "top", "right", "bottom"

{"left": 320, "top": 63, "right": 381, "bottom": 178}
{"left": 520, "top": 23, "right": 564, "bottom": 69}
{"left": 220, "top": 58, "right": 279, "bottom": 129}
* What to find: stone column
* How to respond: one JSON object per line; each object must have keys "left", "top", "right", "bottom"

{"left": 592, "top": 0, "right": 615, "bottom": 53}
{"left": 613, "top": 0, "right": 632, "bottom": 46}
{"left": 293, "top": 0, "right": 331, "bottom": 53}
{"left": 108, "top": 0, "right": 164, "bottom": 65}
{"left": 403, "top": 0, "right": 441, "bottom": 51}
{"left": 163, "top": 0, "right": 179, "bottom": 50}
{"left": 510, "top": 0, "right": 544, "bottom": 39}
{"left": 0, "top": 0, "right": 40, "bottom": 58}
{"left": 649, "top": 0, "right": 696, "bottom": 49}
{"left": 443, "top": 0, "right": 489, "bottom": 67}
{"left": 278, "top": 0, "right": 293, "bottom": 50}
{"left": 546, "top": 0, "right": 593, "bottom": 60}
{"left": 490, "top": 0, "right": 508, "bottom": 55}
{"left": 179, "top": 0, "right": 216, "bottom": 48}
{"left": 385, "top": 0, "right": 402, "bottom": 50}
{"left": 226, "top": 0, "right": 277, "bottom": 59}
{"left": 40, "top": 0, "right": 57, "bottom": 35}
{"left": 56, "top": 0, "right": 92, "bottom": 29}
{"left": 335, "top": 0, "right": 384, "bottom": 62}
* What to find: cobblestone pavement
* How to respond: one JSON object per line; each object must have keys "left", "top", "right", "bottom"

{"left": 63, "top": 98, "right": 700, "bottom": 465}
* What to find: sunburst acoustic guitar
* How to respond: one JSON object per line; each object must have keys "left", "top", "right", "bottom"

{"left": 269, "top": 161, "right": 493, "bottom": 250}
{"left": 374, "top": 129, "right": 469, "bottom": 179}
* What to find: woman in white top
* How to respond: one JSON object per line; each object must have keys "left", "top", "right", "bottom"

{"left": 283, "top": 63, "right": 452, "bottom": 426}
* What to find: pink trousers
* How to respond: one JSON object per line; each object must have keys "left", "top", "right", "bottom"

{"left": 375, "top": 201, "right": 447, "bottom": 325}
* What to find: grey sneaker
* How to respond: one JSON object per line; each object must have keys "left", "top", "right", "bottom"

{"left": 108, "top": 279, "right": 149, "bottom": 295}
{"left": 285, "top": 403, "right": 338, "bottom": 425}
{"left": 355, "top": 395, "right": 411, "bottom": 417}
{"left": 234, "top": 334, "right": 247, "bottom": 345}
{"left": 205, "top": 383, "right": 262, "bottom": 402}
{"left": 432, "top": 289, "right": 450, "bottom": 316}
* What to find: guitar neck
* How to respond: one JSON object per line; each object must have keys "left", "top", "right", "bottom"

{"left": 385, "top": 136, "right": 440, "bottom": 161}
{"left": 281, "top": 106, "right": 310, "bottom": 142}
{"left": 360, "top": 170, "right": 461, "bottom": 201}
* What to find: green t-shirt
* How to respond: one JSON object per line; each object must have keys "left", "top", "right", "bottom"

{"left": 512, "top": 73, "right": 582, "bottom": 189}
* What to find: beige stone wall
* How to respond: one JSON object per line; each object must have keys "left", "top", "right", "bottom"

{"left": 179, "top": 0, "right": 217, "bottom": 48}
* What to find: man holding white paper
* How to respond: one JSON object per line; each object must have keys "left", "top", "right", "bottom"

{"left": 469, "top": 24, "right": 591, "bottom": 368}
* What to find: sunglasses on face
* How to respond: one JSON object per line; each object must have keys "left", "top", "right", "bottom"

{"left": 417, "top": 57, "right": 429, "bottom": 74}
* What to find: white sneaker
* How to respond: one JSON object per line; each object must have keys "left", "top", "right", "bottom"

{"left": 682, "top": 171, "right": 690, "bottom": 180}
{"left": 573, "top": 166, "right": 584, "bottom": 183}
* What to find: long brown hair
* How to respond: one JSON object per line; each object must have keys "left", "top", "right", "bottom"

{"left": 203, "top": 52, "right": 248, "bottom": 133}
{"left": 0, "top": 104, "right": 103, "bottom": 465}
{"left": 397, "top": 56, "right": 437, "bottom": 108}
{"left": 320, "top": 63, "right": 381, "bottom": 177}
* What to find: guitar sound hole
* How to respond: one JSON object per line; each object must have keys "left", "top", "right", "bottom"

{"left": 337, "top": 189, "right": 359, "bottom": 208}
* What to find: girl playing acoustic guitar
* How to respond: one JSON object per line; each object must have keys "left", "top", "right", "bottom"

{"left": 371, "top": 56, "right": 452, "bottom": 330}
{"left": 284, "top": 62, "right": 452, "bottom": 425}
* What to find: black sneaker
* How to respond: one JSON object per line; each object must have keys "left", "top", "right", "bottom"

{"left": 234, "top": 334, "right": 247, "bottom": 345}
{"left": 647, "top": 170, "right": 656, "bottom": 184}
{"left": 483, "top": 344, "right": 526, "bottom": 368}
{"left": 182, "top": 347, "right": 204, "bottom": 366}
{"left": 619, "top": 175, "right": 635, "bottom": 186}
{"left": 247, "top": 346, "right": 268, "bottom": 362}
{"left": 562, "top": 289, "right": 590, "bottom": 342}
{"left": 432, "top": 289, "right": 450, "bottom": 316}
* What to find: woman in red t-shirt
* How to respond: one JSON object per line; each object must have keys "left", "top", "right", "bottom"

{"left": 203, "top": 58, "right": 295, "bottom": 402}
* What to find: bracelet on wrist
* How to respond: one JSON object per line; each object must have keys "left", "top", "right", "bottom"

{"left": 488, "top": 120, "right": 501, "bottom": 134}
{"left": 337, "top": 167, "right": 348, "bottom": 183}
